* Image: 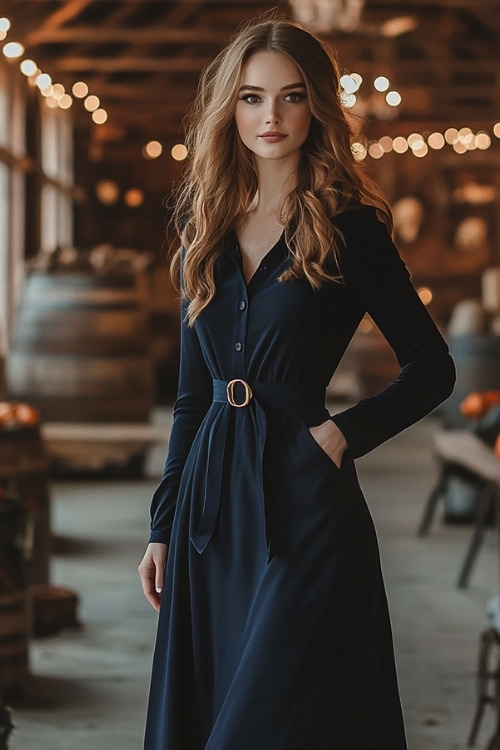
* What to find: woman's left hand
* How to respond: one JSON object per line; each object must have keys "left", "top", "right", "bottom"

{"left": 309, "top": 420, "right": 348, "bottom": 468}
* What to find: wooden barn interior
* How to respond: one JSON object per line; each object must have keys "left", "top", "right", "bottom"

{"left": 1, "top": 1, "right": 500, "bottom": 748}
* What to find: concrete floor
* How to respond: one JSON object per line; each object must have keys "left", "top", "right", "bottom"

{"left": 7, "top": 411, "right": 500, "bottom": 750}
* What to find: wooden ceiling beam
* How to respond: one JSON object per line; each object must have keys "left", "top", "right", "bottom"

{"left": 34, "top": 0, "right": 95, "bottom": 30}
{"left": 24, "top": 27, "right": 231, "bottom": 45}
{"left": 47, "top": 57, "right": 212, "bottom": 73}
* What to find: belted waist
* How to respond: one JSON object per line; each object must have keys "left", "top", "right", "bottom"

{"left": 212, "top": 378, "right": 324, "bottom": 416}
{"left": 189, "top": 378, "right": 327, "bottom": 560}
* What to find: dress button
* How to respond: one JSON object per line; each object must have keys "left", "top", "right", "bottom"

{"left": 239, "top": 301, "right": 246, "bottom": 311}
{"left": 234, "top": 342, "right": 242, "bottom": 352}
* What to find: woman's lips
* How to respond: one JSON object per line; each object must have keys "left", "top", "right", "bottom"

{"left": 259, "top": 133, "right": 287, "bottom": 143}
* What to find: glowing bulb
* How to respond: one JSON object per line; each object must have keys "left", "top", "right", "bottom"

{"left": 72, "top": 81, "right": 89, "bottom": 98}
{"left": 36, "top": 73, "right": 52, "bottom": 90}
{"left": 144, "top": 141, "right": 163, "bottom": 159}
{"left": 476, "top": 132, "right": 491, "bottom": 150}
{"left": 378, "top": 136, "right": 393, "bottom": 153}
{"left": 58, "top": 94, "right": 73, "bottom": 109}
{"left": 341, "top": 92, "right": 356, "bottom": 108}
{"left": 412, "top": 143, "right": 428, "bottom": 158}
{"left": 92, "top": 108, "right": 108, "bottom": 124}
{"left": 368, "top": 142, "right": 384, "bottom": 159}
{"left": 171, "top": 144, "right": 188, "bottom": 161}
{"left": 494, "top": 123, "right": 500, "bottom": 138}
{"left": 52, "top": 83, "right": 65, "bottom": 101}
{"left": 0, "top": 18, "right": 11, "bottom": 33}
{"left": 351, "top": 141, "right": 367, "bottom": 161}
{"left": 386, "top": 90, "right": 402, "bottom": 106}
{"left": 407, "top": 133, "right": 423, "bottom": 148}
{"left": 20, "top": 59, "right": 37, "bottom": 76}
{"left": 444, "top": 127, "right": 458, "bottom": 144}
{"left": 84, "top": 95, "right": 100, "bottom": 112}
{"left": 374, "top": 76, "right": 389, "bottom": 92}
{"left": 3, "top": 41, "right": 24, "bottom": 59}
{"left": 392, "top": 137, "right": 408, "bottom": 154}
{"left": 340, "top": 74, "right": 359, "bottom": 94}
{"left": 428, "top": 132, "right": 445, "bottom": 150}
{"left": 418, "top": 287, "right": 432, "bottom": 305}
{"left": 124, "top": 188, "right": 144, "bottom": 207}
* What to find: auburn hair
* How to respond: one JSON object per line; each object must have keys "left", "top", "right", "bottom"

{"left": 170, "top": 17, "right": 392, "bottom": 325}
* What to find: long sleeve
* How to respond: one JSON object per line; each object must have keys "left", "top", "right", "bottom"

{"left": 330, "top": 205, "right": 456, "bottom": 459}
{"left": 149, "top": 295, "right": 212, "bottom": 544}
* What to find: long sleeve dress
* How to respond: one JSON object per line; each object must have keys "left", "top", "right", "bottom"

{"left": 144, "top": 202, "right": 456, "bottom": 750}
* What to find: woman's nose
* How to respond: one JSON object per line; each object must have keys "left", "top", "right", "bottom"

{"left": 265, "top": 101, "right": 281, "bottom": 124}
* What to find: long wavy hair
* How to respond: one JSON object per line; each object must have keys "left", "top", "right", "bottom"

{"left": 171, "top": 17, "right": 392, "bottom": 325}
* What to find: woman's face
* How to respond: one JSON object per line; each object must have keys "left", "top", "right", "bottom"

{"left": 234, "top": 51, "right": 312, "bottom": 165}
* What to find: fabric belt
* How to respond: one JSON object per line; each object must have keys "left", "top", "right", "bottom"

{"left": 189, "top": 378, "right": 325, "bottom": 561}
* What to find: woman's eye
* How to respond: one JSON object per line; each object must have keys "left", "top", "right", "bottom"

{"left": 285, "top": 92, "right": 306, "bottom": 103}
{"left": 240, "top": 94, "right": 261, "bottom": 104}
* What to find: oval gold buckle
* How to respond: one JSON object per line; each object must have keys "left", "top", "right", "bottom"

{"left": 226, "top": 379, "right": 253, "bottom": 408}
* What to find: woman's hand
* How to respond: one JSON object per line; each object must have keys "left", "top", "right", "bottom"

{"left": 138, "top": 543, "right": 168, "bottom": 612}
{"left": 309, "top": 420, "right": 348, "bottom": 468}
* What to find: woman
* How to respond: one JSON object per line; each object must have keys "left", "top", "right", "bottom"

{"left": 139, "top": 18, "right": 455, "bottom": 750}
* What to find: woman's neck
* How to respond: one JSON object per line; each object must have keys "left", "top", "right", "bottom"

{"left": 251, "top": 155, "right": 299, "bottom": 217}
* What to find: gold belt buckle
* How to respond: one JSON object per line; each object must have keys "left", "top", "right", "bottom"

{"left": 226, "top": 379, "right": 253, "bottom": 408}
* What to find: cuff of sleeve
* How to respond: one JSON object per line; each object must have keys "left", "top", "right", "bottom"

{"left": 149, "top": 528, "right": 172, "bottom": 545}
{"left": 330, "top": 412, "right": 359, "bottom": 459}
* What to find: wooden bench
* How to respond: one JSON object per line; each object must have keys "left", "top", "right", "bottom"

{"left": 41, "top": 422, "right": 169, "bottom": 475}
{"left": 418, "top": 429, "right": 500, "bottom": 588}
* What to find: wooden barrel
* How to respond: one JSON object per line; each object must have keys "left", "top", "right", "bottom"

{"left": 6, "top": 273, "right": 155, "bottom": 422}
{"left": 0, "top": 424, "right": 51, "bottom": 585}
{"left": 443, "top": 334, "right": 500, "bottom": 428}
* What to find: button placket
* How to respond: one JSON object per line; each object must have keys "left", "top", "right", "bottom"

{"left": 232, "top": 282, "right": 249, "bottom": 375}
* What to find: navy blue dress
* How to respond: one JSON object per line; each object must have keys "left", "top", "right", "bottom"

{"left": 144, "top": 204, "right": 455, "bottom": 750}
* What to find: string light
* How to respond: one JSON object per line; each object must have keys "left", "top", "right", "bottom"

{"left": 386, "top": 91, "right": 401, "bottom": 107}
{"left": 84, "top": 94, "right": 100, "bottom": 112}
{"left": 143, "top": 140, "right": 163, "bottom": 159}
{"left": 428, "top": 132, "right": 445, "bottom": 150}
{"left": 363, "top": 124, "right": 500, "bottom": 160}
{"left": 3, "top": 15, "right": 108, "bottom": 124}
{"left": 58, "top": 94, "right": 73, "bottom": 110}
{"left": 35, "top": 72, "right": 52, "bottom": 90}
{"left": 20, "top": 58, "right": 36, "bottom": 76}
{"left": 392, "top": 136, "right": 408, "bottom": 154}
{"left": 374, "top": 76, "right": 390, "bottom": 92}
{"left": 72, "top": 81, "right": 89, "bottom": 98}
{"left": 92, "top": 108, "right": 107, "bottom": 124}
{"left": 171, "top": 144, "right": 188, "bottom": 161}
{"left": 3, "top": 40, "right": 24, "bottom": 58}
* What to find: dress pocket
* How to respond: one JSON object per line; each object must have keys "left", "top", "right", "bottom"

{"left": 298, "top": 419, "right": 341, "bottom": 472}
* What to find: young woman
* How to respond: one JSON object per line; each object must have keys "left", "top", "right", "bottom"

{"left": 139, "top": 18, "right": 455, "bottom": 750}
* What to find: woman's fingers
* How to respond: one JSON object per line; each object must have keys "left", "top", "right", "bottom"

{"left": 138, "top": 543, "right": 168, "bottom": 612}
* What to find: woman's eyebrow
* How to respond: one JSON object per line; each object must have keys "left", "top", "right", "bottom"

{"left": 238, "top": 82, "right": 306, "bottom": 92}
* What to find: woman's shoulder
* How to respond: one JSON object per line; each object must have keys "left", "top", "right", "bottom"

{"left": 332, "top": 199, "right": 401, "bottom": 277}
{"left": 333, "top": 198, "right": 381, "bottom": 231}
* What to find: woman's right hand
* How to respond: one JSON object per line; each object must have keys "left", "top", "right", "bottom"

{"left": 138, "top": 543, "right": 168, "bottom": 612}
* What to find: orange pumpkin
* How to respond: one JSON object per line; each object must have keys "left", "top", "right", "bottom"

{"left": 0, "top": 401, "right": 41, "bottom": 428}
{"left": 14, "top": 402, "right": 41, "bottom": 426}
{"left": 460, "top": 391, "right": 500, "bottom": 420}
